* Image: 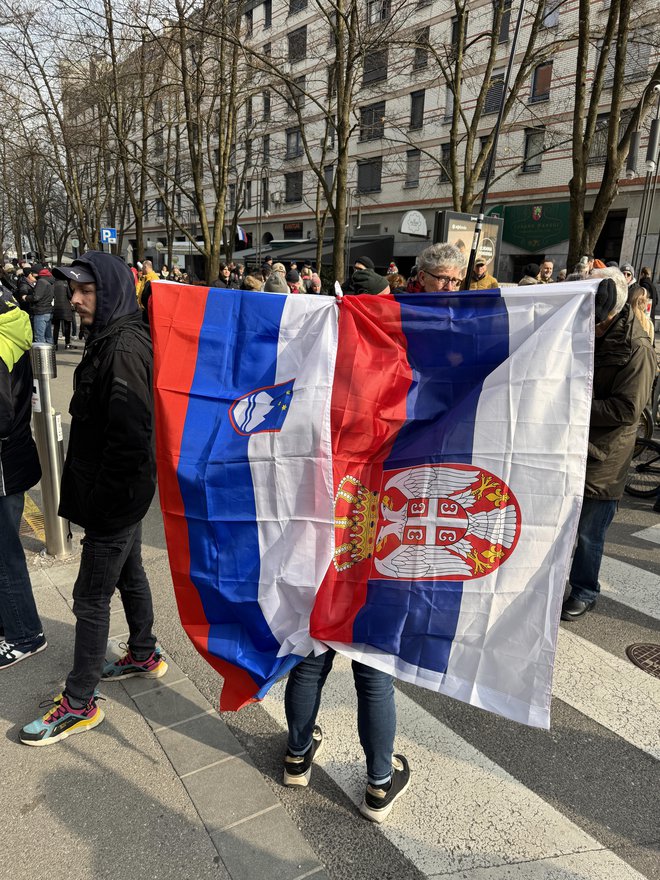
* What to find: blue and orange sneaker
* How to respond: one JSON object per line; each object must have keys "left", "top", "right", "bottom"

{"left": 101, "top": 646, "right": 168, "bottom": 681}
{"left": 20, "top": 693, "right": 105, "bottom": 746}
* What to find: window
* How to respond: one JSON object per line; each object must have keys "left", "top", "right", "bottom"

{"left": 246, "top": 97, "right": 253, "bottom": 128}
{"left": 283, "top": 221, "right": 303, "bottom": 238}
{"left": 263, "top": 133, "right": 270, "bottom": 165}
{"left": 410, "top": 90, "right": 425, "bottom": 130}
{"left": 156, "top": 163, "right": 165, "bottom": 186}
{"left": 327, "top": 10, "right": 337, "bottom": 46}
{"left": 262, "top": 177, "right": 269, "bottom": 211}
{"left": 478, "top": 136, "right": 495, "bottom": 179}
{"left": 288, "top": 26, "right": 307, "bottom": 63}
{"left": 542, "top": 0, "right": 559, "bottom": 27}
{"left": 530, "top": 61, "right": 552, "bottom": 102}
{"left": 588, "top": 114, "right": 608, "bottom": 164}
{"left": 603, "top": 30, "right": 652, "bottom": 86}
{"left": 439, "top": 143, "right": 451, "bottom": 182}
{"left": 154, "top": 130, "right": 164, "bottom": 154}
{"left": 444, "top": 84, "right": 454, "bottom": 120}
{"left": 245, "top": 180, "right": 252, "bottom": 210}
{"left": 264, "top": 0, "right": 272, "bottom": 28}
{"left": 289, "top": 0, "right": 307, "bottom": 14}
{"left": 155, "top": 198, "right": 165, "bottom": 218}
{"left": 327, "top": 63, "right": 337, "bottom": 98}
{"left": 366, "top": 0, "right": 390, "bottom": 25}
{"left": 264, "top": 42, "right": 271, "bottom": 57}
{"left": 228, "top": 184, "right": 236, "bottom": 210}
{"left": 450, "top": 15, "right": 460, "bottom": 43}
{"left": 413, "top": 27, "right": 430, "bottom": 70}
{"left": 143, "top": 201, "right": 150, "bottom": 222}
{"left": 176, "top": 193, "right": 182, "bottom": 215}
{"left": 324, "top": 164, "right": 334, "bottom": 190}
{"left": 286, "top": 127, "right": 303, "bottom": 159}
{"left": 245, "top": 139, "right": 252, "bottom": 167}
{"left": 484, "top": 71, "right": 504, "bottom": 113}
{"left": 405, "top": 149, "right": 420, "bottom": 187}
{"left": 522, "top": 128, "right": 545, "bottom": 171}
{"left": 357, "top": 156, "right": 383, "bottom": 193}
{"left": 263, "top": 90, "right": 271, "bottom": 121}
{"left": 363, "top": 49, "right": 388, "bottom": 85}
{"left": 496, "top": 0, "right": 512, "bottom": 44}
{"left": 285, "top": 170, "right": 303, "bottom": 202}
{"left": 291, "top": 75, "right": 306, "bottom": 110}
{"left": 359, "top": 101, "right": 386, "bottom": 141}
{"left": 325, "top": 117, "right": 336, "bottom": 150}
{"left": 229, "top": 142, "right": 236, "bottom": 170}
{"left": 244, "top": 9, "right": 253, "bottom": 37}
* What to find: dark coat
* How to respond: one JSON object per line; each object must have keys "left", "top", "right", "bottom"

{"left": 639, "top": 276, "right": 658, "bottom": 322}
{"left": 585, "top": 304, "right": 656, "bottom": 500}
{"left": 52, "top": 279, "right": 73, "bottom": 321}
{"left": 26, "top": 270, "right": 55, "bottom": 315}
{"left": 0, "top": 293, "right": 41, "bottom": 496}
{"left": 57, "top": 252, "right": 155, "bottom": 533}
{"left": 16, "top": 276, "right": 34, "bottom": 314}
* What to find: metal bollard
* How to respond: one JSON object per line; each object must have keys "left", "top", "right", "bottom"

{"left": 30, "top": 343, "right": 72, "bottom": 558}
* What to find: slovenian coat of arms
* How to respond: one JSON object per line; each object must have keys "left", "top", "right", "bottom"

{"left": 333, "top": 464, "right": 520, "bottom": 580}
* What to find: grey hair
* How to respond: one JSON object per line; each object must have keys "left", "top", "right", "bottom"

{"left": 417, "top": 243, "right": 467, "bottom": 274}
{"left": 591, "top": 267, "right": 628, "bottom": 315}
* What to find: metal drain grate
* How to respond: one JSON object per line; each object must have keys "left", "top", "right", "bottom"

{"left": 20, "top": 493, "right": 46, "bottom": 543}
{"left": 625, "top": 644, "right": 660, "bottom": 680}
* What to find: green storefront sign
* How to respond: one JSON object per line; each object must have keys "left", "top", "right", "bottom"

{"left": 496, "top": 202, "right": 571, "bottom": 252}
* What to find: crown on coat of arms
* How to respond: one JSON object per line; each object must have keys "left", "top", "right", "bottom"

{"left": 333, "top": 475, "right": 379, "bottom": 572}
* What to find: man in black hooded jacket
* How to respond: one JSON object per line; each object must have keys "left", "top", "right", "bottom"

{"left": 20, "top": 252, "right": 167, "bottom": 746}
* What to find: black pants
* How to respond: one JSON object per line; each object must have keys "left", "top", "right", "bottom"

{"left": 53, "top": 318, "right": 72, "bottom": 346}
{"left": 65, "top": 522, "right": 156, "bottom": 702}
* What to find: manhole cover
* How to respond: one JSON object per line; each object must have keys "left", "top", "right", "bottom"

{"left": 626, "top": 644, "right": 660, "bottom": 679}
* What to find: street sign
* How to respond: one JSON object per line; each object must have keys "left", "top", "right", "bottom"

{"left": 100, "top": 227, "right": 118, "bottom": 244}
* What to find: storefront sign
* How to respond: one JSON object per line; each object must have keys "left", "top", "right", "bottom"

{"left": 503, "top": 202, "right": 570, "bottom": 251}
{"left": 400, "top": 210, "right": 428, "bottom": 237}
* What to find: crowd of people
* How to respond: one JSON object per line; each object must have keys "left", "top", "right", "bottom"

{"left": 0, "top": 241, "right": 657, "bottom": 826}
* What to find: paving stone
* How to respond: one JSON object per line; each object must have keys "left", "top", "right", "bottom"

{"left": 131, "top": 678, "right": 210, "bottom": 730}
{"left": 211, "top": 805, "right": 326, "bottom": 880}
{"left": 156, "top": 712, "right": 245, "bottom": 777}
{"left": 120, "top": 657, "right": 188, "bottom": 697}
{"left": 182, "top": 753, "right": 279, "bottom": 832}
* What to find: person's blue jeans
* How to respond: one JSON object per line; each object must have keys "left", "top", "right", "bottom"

{"left": 284, "top": 649, "right": 396, "bottom": 785}
{"left": 33, "top": 312, "right": 53, "bottom": 344}
{"left": 0, "top": 493, "right": 43, "bottom": 644}
{"left": 65, "top": 522, "right": 156, "bottom": 702}
{"left": 568, "top": 498, "right": 618, "bottom": 604}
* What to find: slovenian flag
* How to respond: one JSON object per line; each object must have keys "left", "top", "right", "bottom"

{"left": 150, "top": 281, "right": 595, "bottom": 728}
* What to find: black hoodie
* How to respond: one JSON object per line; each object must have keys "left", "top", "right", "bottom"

{"left": 58, "top": 251, "right": 156, "bottom": 532}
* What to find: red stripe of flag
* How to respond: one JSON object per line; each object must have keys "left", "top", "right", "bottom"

{"left": 310, "top": 294, "right": 413, "bottom": 643}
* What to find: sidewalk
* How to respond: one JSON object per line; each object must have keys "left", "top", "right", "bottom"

{"left": 1, "top": 549, "right": 328, "bottom": 880}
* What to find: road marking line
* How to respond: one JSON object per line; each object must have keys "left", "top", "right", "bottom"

{"left": 600, "top": 555, "right": 660, "bottom": 621}
{"left": 262, "top": 657, "right": 649, "bottom": 879}
{"left": 179, "top": 752, "right": 246, "bottom": 779}
{"left": 219, "top": 803, "right": 279, "bottom": 832}
{"left": 631, "top": 523, "right": 660, "bottom": 546}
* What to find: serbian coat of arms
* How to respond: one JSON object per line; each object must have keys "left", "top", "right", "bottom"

{"left": 334, "top": 464, "right": 521, "bottom": 580}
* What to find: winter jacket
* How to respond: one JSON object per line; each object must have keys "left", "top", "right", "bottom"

{"left": 57, "top": 251, "right": 155, "bottom": 532}
{"left": 585, "top": 304, "right": 656, "bottom": 501}
{"left": 469, "top": 273, "right": 498, "bottom": 290}
{"left": 16, "top": 276, "right": 34, "bottom": 314}
{"left": 0, "top": 292, "right": 41, "bottom": 496}
{"left": 52, "top": 279, "right": 74, "bottom": 321}
{"left": 26, "top": 269, "right": 55, "bottom": 315}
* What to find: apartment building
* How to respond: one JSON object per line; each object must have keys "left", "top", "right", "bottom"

{"left": 189, "top": 0, "right": 659, "bottom": 280}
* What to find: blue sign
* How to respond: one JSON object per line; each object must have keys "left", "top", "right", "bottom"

{"left": 100, "top": 227, "right": 118, "bottom": 244}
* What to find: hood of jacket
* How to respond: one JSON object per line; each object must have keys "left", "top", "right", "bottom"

{"left": 68, "top": 251, "right": 139, "bottom": 336}
{"left": 0, "top": 291, "right": 32, "bottom": 371}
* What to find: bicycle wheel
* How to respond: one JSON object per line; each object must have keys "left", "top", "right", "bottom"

{"left": 633, "top": 409, "right": 654, "bottom": 457}
{"left": 625, "top": 439, "right": 660, "bottom": 497}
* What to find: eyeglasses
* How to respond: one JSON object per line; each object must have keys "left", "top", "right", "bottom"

{"left": 422, "top": 270, "right": 462, "bottom": 288}
{"left": 623, "top": 271, "right": 632, "bottom": 276}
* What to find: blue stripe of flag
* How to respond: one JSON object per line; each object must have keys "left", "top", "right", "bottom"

{"left": 177, "top": 289, "right": 294, "bottom": 686}
{"left": 352, "top": 291, "right": 511, "bottom": 673}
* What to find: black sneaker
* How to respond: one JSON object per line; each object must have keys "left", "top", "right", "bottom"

{"left": 0, "top": 633, "right": 47, "bottom": 670}
{"left": 360, "top": 754, "right": 411, "bottom": 823}
{"left": 283, "top": 725, "right": 323, "bottom": 787}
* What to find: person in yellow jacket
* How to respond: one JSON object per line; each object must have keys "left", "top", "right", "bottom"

{"left": 469, "top": 259, "right": 498, "bottom": 290}
{"left": 136, "top": 259, "right": 159, "bottom": 307}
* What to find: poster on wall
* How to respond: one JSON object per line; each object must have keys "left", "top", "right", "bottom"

{"left": 434, "top": 211, "right": 504, "bottom": 280}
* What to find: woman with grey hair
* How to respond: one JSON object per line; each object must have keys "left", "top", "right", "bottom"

{"left": 415, "top": 243, "right": 467, "bottom": 293}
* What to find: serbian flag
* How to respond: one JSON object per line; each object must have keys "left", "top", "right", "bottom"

{"left": 150, "top": 280, "right": 595, "bottom": 728}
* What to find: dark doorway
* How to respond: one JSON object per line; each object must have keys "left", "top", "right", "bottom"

{"left": 588, "top": 209, "right": 627, "bottom": 264}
